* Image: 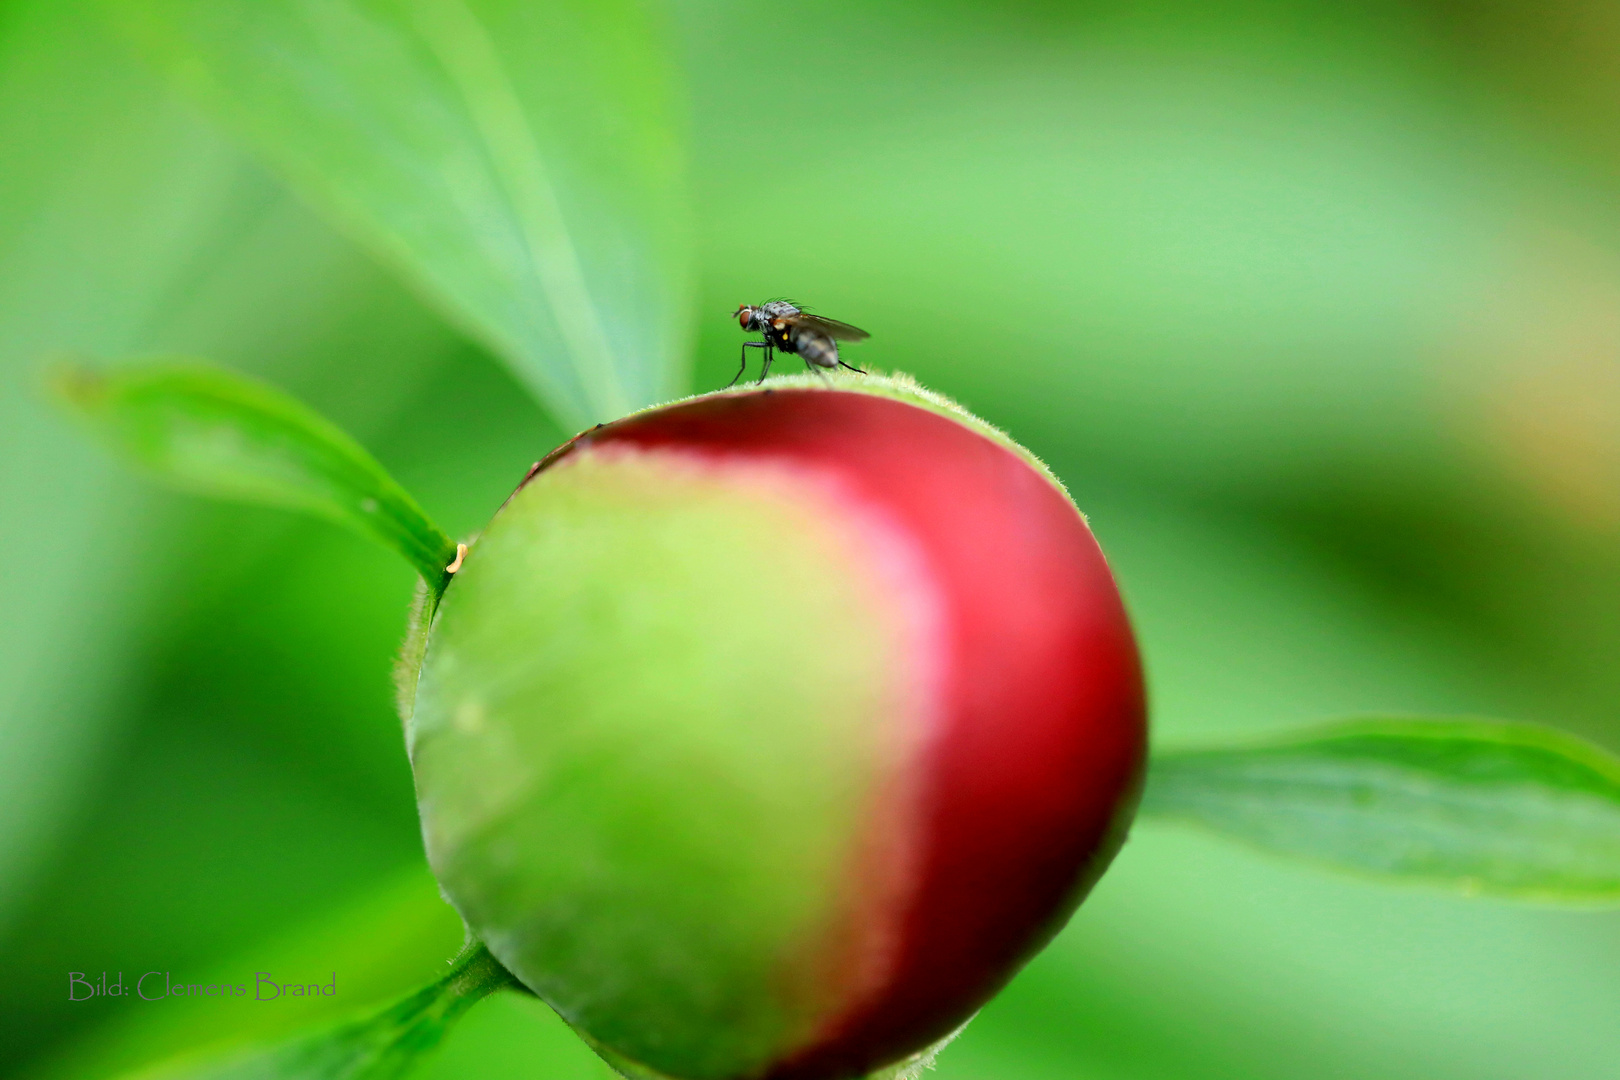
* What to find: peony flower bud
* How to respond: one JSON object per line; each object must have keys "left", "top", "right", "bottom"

{"left": 405, "top": 376, "right": 1145, "bottom": 1080}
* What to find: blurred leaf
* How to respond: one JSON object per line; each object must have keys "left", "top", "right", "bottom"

{"left": 29, "top": 866, "right": 465, "bottom": 1080}
{"left": 107, "top": 0, "right": 692, "bottom": 429}
{"left": 126, "top": 945, "right": 516, "bottom": 1080}
{"left": 54, "top": 361, "right": 457, "bottom": 585}
{"left": 1141, "top": 717, "right": 1620, "bottom": 904}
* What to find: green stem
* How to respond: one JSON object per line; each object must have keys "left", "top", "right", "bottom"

{"left": 334, "top": 941, "right": 520, "bottom": 1073}
{"left": 139, "top": 943, "right": 521, "bottom": 1080}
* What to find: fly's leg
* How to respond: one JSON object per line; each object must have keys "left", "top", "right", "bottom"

{"left": 837, "top": 359, "right": 866, "bottom": 375}
{"left": 729, "top": 341, "right": 768, "bottom": 387}
{"left": 757, "top": 345, "right": 774, "bottom": 383}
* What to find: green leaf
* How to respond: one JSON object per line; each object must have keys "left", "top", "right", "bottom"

{"left": 54, "top": 361, "right": 458, "bottom": 585}
{"left": 1140, "top": 717, "right": 1620, "bottom": 904}
{"left": 126, "top": 944, "right": 518, "bottom": 1080}
{"left": 106, "top": 0, "right": 692, "bottom": 430}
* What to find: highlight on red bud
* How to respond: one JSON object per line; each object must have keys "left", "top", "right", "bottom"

{"left": 406, "top": 374, "right": 1148, "bottom": 1080}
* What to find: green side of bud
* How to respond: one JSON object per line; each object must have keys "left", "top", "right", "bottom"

{"left": 407, "top": 447, "right": 922, "bottom": 1079}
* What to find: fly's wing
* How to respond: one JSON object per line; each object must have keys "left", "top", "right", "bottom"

{"left": 780, "top": 313, "right": 870, "bottom": 341}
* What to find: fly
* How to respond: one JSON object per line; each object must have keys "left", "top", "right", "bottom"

{"left": 729, "top": 301, "right": 869, "bottom": 386}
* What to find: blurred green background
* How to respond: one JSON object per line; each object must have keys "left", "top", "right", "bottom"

{"left": 5, "top": 0, "right": 1620, "bottom": 1077}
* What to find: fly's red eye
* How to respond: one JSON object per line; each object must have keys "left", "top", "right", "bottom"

{"left": 736, "top": 307, "right": 753, "bottom": 329}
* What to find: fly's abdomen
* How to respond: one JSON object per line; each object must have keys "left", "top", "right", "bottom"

{"left": 795, "top": 332, "right": 839, "bottom": 368}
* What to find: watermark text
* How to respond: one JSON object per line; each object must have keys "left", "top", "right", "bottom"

{"left": 68, "top": 972, "right": 337, "bottom": 1002}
